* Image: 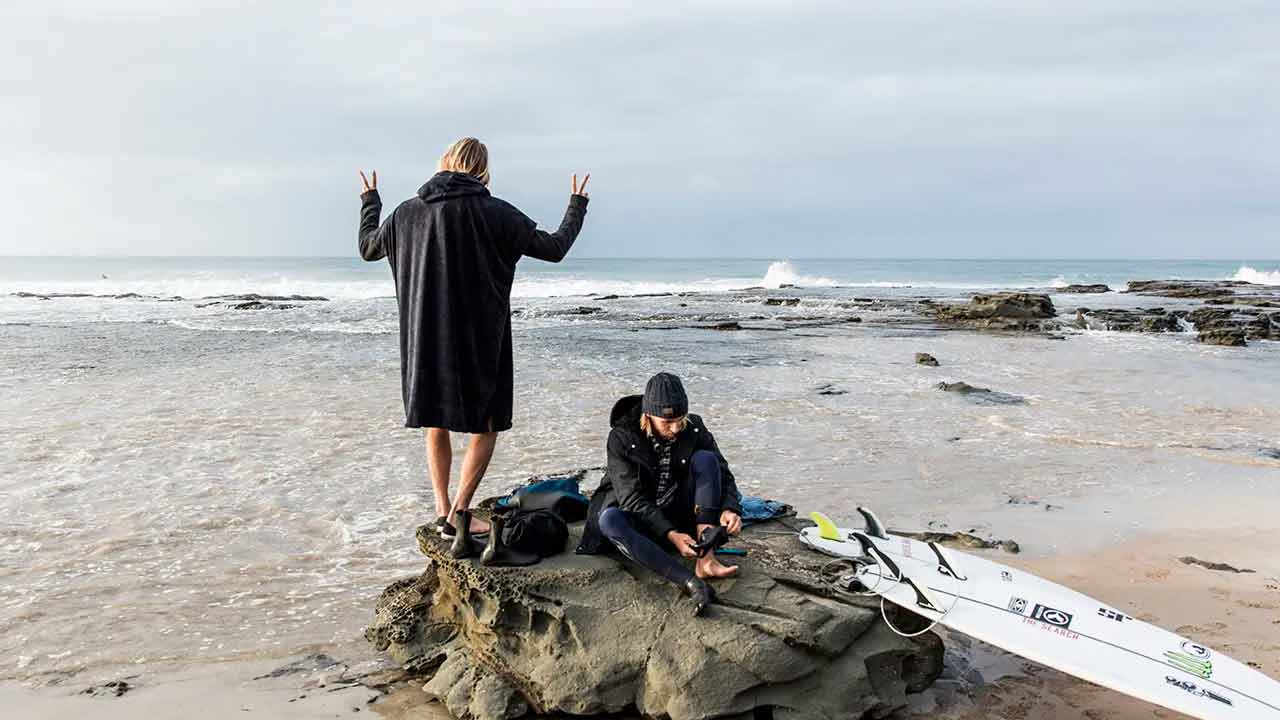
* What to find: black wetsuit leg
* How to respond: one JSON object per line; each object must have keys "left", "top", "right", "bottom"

{"left": 598, "top": 507, "right": 693, "bottom": 586}
{"left": 675, "top": 445, "right": 727, "bottom": 525}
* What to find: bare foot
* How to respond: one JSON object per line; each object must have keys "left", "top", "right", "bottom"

{"left": 469, "top": 516, "right": 491, "bottom": 535}
{"left": 696, "top": 555, "right": 739, "bottom": 579}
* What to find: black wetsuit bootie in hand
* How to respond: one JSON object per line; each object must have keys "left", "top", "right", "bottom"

{"left": 692, "top": 525, "right": 730, "bottom": 557}
{"left": 450, "top": 509, "right": 484, "bottom": 560}
{"left": 684, "top": 577, "right": 716, "bottom": 616}
{"left": 480, "top": 514, "right": 539, "bottom": 567}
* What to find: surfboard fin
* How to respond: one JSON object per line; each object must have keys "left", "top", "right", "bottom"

{"left": 928, "top": 542, "right": 968, "bottom": 581}
{"left": 902, "top": 576, "right": 945, "bottom": 613}
{"left": 856, "top": 506, "right": 889, "bottom": 539}
{"left": 809, "top": 511, "right": 842, "bottom": 541}
{"left": 851, "top": 531, "right": 902, "bottom": 580}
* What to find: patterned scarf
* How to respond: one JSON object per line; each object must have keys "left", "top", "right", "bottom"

{"left": 652, "top": 436, "right": 677, "bottom": 508}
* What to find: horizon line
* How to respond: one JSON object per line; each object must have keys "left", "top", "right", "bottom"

{"left": 2, "top": 255, "right": 1278, "bottom": 262}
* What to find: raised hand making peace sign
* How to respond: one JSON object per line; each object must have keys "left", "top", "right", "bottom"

{"left": 359, "top": 170, "right": 377, "bottom": 194}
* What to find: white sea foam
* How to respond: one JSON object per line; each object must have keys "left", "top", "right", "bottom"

{"left": 760, "top": 261, "right": 837, "bottom": 288}
{"left": 509, "top": 260, "right": 840, "bottom": 297}
{"left": 0, "top": 275, "right": 393, "bottom": 301}
{"left": 510, "top": 276, "right": 752, "bottom": 298}
{"left": 1231, "top": 265, "right": 1280, "bottom": 285}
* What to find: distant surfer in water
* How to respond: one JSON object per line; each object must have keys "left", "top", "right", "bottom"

{"left": 576, "top": 373, "right": 744, "bottom": 615}
{"left": 357, "top": 138, "right": 590, "bottom": 551}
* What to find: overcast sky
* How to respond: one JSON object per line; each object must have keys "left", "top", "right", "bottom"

{"left": 3, "top": 1, "right": 1277, "bottom": 258}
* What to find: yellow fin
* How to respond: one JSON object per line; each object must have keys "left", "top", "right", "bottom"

{"left": 809, "top": 511, "right": 842, "bottom": 541}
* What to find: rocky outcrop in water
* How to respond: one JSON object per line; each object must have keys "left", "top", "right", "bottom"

{"left": 915, "top": 353, "right": 940, "bottom": 367}
{"left": 935, "top": 382, "right": 1025, "bottom": 405}
{"left": 1197, "top": 329, "right": 1248, "bottom": 347}
{"left": 1057, "top": 284, "right": 1111, "bottom": 294}
{"left": 546, "top": 306, "right": 605, "bottom": 316}
{"left": 1187, "top": 306, "right": 1277, "bottom": 342}
{"left": 365, "top": 518, "right": 943, "bottom": 720}
{"left": 931, "top": 293, "right": 1057, "bottom": 331}
{"left": 1071, "top": 300, "right": 1277, "bottom": 344}
{"left": 1126, "top": 279, "right": 1280, "bottom": 307}
{"left": 1072, "top": 308, "right": 1184, "bottom": 333}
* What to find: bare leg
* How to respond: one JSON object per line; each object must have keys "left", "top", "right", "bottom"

{"left": 694, "top": 522, "right": 739, "bottom": 579}
{"left": 452, "top": 431, "right": 498, "bottom": 534}
{"left": 425, "top": 428, "right": 452, "bottom": 519}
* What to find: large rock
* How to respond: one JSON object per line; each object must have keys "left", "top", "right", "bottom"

{"left": 1125, "top": 280, "right": 1280, "bottom": 317}
{"left": 365, "top": 520, "right": 943, "bottom": 720}
{"left": 1188, "top": 306, "right": 1278, "bottom": 341}
{"left": 1197, "top": 329, "right": 1247, "bottom": 347}
{"left": 931, "top": 293, "right": 1056, "bottom": 331}
{"left": 1073, "top": 308, "right": 1184, "bottom": 333}
{"left": 1057, "top": 284, "right": 1111, "bottom": 294}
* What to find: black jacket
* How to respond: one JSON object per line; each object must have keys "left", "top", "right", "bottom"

{"left": 358, "top": 172, "right": 588, "bottom": 432}
{"left": 576, "top": 395, "right": 743, "bottom": 555}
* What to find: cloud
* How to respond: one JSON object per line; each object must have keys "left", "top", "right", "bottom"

{"left": 1, "top": 1, "right": 1277, "bottom": 257}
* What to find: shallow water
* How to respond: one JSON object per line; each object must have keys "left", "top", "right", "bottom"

{"left": 2, "top": 257, "right": 1278, "bottom": 685}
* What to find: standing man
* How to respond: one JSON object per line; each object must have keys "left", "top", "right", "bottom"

{"left": 358, "top": 137, "right": 590, "bottom": 556}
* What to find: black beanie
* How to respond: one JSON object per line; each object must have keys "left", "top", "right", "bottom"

{"left": 642, "top": 372, "right": 689, "bottom": 419}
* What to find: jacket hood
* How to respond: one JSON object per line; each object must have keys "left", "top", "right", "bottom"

{"left": 609, "top": 395, "right": 644, "bottom": 428}
{"left": 418, "top": 171, "right": 490, "bottom": 203}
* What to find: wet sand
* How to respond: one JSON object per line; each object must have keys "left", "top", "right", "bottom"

{"left": 0, "top": 647, "right": 447, "bottom": 720}
{"left": 5, "top": 525, "right": 1275, "bottom": 720}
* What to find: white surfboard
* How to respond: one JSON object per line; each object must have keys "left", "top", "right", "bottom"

{"left": 799, "top": 509, "right": 1280, "bottom": 720}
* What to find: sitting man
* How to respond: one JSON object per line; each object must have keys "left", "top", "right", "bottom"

{"left": 576, "top": 372, "right": 743, "bottom": 615}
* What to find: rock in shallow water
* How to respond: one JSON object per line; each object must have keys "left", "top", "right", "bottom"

{"left": 931, "top": 293, "right": 1056, "bottom": 331}
{"left": 365, "top": 520, "right": 943, "bottom": 720}
{"left": 915, "top": 353, "right": 939, "bottom": 367}
{"left": 1197, "top": 329, "right": 1248, "bottom": 347}
{"left": 935, "top": 382, "right": 1025, "bottom": 405}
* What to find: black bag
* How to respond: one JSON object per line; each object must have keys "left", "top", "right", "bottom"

{"left": 512, "top": 489, "right": 588, "bottom": 523}
{"left": 501, "top": 509, "right": 569, "bottom": 558}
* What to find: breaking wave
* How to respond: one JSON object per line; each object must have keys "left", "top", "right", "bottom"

{"left": 1231, "top": 265, "right": 1280, "bottom": 285}
{"left": 760, "top": 261, "right": 837, "bottom": 288}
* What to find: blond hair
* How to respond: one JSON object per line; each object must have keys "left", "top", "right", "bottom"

{"left": 437, "top": 137, "right": 490, "bottom": 186}
{"left": 640, "top": 413, "right": 689, "bottom": 438}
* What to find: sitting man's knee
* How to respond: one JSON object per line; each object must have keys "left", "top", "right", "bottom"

{"left": 598, "top": 507, "right": 628, "bottom": 539}
{"left": 690, "top": 449, "right": 718, "bottom": 473}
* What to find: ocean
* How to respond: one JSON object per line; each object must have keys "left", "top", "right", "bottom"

{"left": 2, "top": 256, "right": 1278, "bottom": 687}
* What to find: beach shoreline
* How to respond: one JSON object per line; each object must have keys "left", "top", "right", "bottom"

{"left": 3, "top": 261, "right": 1277, "bottom": 718}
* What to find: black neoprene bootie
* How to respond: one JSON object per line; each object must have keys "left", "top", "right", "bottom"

{"left": 684, "top": 577, "right": 716, "bottom": 616}
{"left": 449, "top": 509, "right": 484, "bottom": 560}
{"left": 480, "top": 514, "right": 540, "bottom": 567}
{"left": 692, "top": 525, "right": 730, "bottom": 557}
